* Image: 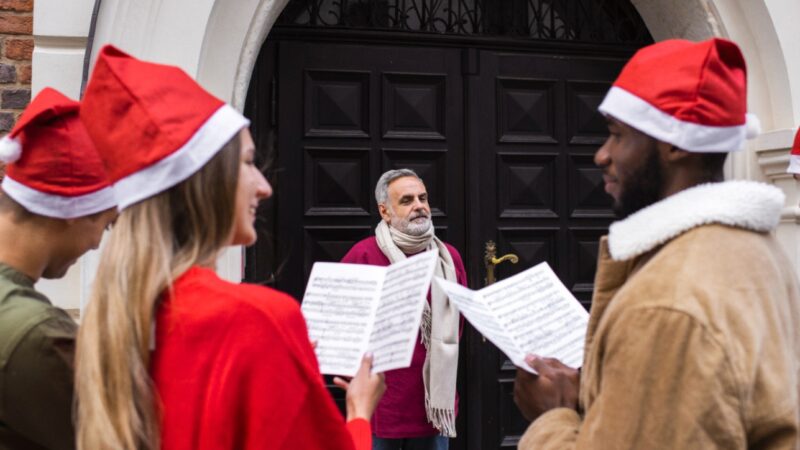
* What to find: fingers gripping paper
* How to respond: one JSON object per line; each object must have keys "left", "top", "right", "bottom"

{"left": 301, "top": 250, "right": 439, "bottom": 376}
{"left": 434, "top": 262, "right": 588, "bottom": 374}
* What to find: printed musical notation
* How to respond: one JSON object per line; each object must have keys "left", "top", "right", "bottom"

{"left": 302, "top": 251, "right": 439, "bottom": 376}
{"left": 435, "top": 262, "right": 588, "bottom": 374}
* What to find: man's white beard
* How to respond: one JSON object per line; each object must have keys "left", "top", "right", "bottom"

{"left": 392, "top": 215, "right": 432, "bottom": 236}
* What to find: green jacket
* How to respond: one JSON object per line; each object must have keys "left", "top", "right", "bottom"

{"left": 0, "top": 263, "right": 76, "bottom": 450}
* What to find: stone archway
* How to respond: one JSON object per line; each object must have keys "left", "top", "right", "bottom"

{"left": 84, "top": 0, "right": 799, "bottom": 130}
{"left": 31, "top": 0, "right": 800, "bottom": 307}
{"left": 84, "top": 0, "right": 800, "bottom": 189}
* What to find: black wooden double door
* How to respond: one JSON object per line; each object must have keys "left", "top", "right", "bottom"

{"left": 247, "top": 37, "right": 626, "bottom": 449}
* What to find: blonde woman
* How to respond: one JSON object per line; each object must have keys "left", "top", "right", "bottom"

{"left": 75, "top": 45, "right": 384, "bottom": 450}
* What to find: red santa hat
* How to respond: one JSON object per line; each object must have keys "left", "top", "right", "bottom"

{"left": 598, "top": 38, "right": 760, "bottom": 153}
{"left": 79, "top": 45, "right": 249, "bottom": 211}
{"left": 787, "top": 127, "right": 800, "bottom": 174}
{"left": 0, "top": 87, "right": 115, "bottom": 219}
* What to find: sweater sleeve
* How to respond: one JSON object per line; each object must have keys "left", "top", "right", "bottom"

{"left": 3, "top": 314, "right": 76, "bottom": 450}
{"left": 448, "top": 245, "right": 468, "bottom": 288}
{"left": 346, "top": 419, "right": 372, "bottom": 450}
{"left": 518, "top": 307, "right": 744, "bottom": 450}
{"left": 266, "top": 296, "right": 361, "bottom": 450}
{"left": 341, "top": 241, "right": 369, "bottom": 264}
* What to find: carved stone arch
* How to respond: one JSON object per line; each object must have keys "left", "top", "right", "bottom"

{"left": 69, "top": 0, "right": 800, "bottom": 287}
{"left": 85, "top": 0, "right": 800, "bottom": 175}
{"left": 196, "top": 0, "right": 290, "bottom": 109}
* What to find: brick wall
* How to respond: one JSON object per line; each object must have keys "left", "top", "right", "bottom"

{"left": 0, "top": 0, "right": 32, "bottom": 179}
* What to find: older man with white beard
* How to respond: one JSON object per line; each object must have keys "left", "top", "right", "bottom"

{"left": 341, "top": 169, "right": 468, "bottom": 450}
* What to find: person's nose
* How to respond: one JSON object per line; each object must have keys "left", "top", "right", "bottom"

{"left": 594, "top": 139, "right": 611, "bottom": 168}
{"left": 256, "top": 170, "right": 272, "bottom": 200}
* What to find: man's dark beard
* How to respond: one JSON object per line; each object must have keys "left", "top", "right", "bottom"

{"left": 613, "top": 145, "right": 664, "bottom": 219}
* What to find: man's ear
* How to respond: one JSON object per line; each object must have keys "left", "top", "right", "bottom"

{"left": 658, "top": 140, "right": 690, "bottom": 163}
{"left": 378, "top": 203, "right": 391, "bottom": 223}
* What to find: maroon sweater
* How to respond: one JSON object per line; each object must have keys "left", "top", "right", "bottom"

{"left": 341, "top": 237, "right": 468, "bottom": 438}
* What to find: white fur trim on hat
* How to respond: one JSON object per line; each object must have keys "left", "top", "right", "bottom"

{"left": 0, "top": 135, "right": 22, "bottom": 163}
{"left": 113, "top": 104, "right": 250, "bottom": 211}
{"left": 1, "top": 175, "right": 117, "bottom": 219}
{"left": 598, "top": 86, "right": 751, "bottom": 153}
{"left": 608, "top": 180, "right": 784, "bottom": 261}
{"left": 788, "top": 154, "right": 800, "bottom": 175}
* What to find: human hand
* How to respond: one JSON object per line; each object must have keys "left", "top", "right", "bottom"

{"left": 513, "top": 354, "right": 580, "bottom": 422}
{"left": 334, "top": 353, "right": 386, "bottom": 421}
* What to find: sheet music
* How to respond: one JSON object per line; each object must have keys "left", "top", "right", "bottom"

{"left": 302, "top": 251, "right": 438, "bottom": 376}
{"left": 433, "top": 278, "right": 525, "bottom": 366}
{"left": 482, "top": 263, "right": 588, "bottom": 369}
{"left": 302, "top": 263, "right": 384, "bottom": 376}
{"left": 436, "top": 262, "right": 588, "bottom": 374}
{"left": 368, "top": 251, "right": 438, "bottom": 373}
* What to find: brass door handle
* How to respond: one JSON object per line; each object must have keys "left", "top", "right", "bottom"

{"left": 490, "top": 254, "right": 519, "bottom": 266}
{"left": 482, "top": 240, "right": 518, "bottom": 343}
{"left": 484, "top": 240, "right": 519, "bottom": 286}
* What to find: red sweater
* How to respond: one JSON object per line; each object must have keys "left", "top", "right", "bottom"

{"left": 150, "top": 266, "right": 370, "bottom": 450}
{"left": 341, "top": 237, "right": 468, "bottom": 438}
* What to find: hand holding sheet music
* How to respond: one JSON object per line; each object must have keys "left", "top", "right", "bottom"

{"left": 434, "top": 262, "right": 588, "bottom": 374}
{"left": 301, "top": 250, "right": 438, "bottom": 376}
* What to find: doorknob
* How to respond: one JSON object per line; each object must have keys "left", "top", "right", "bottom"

{"left": 482, "top": 240, "right": 518, "bottom": 343}
{"left": 484, "top": 240, "right": 518, "bottom": 286}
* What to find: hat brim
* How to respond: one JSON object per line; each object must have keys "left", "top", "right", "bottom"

{"left": 598, "top": 86, "right": 748, "bottom": 153}
{"left": 2, "top": 175, "right": 116, "bottom": 219}
{"left": 113, "top": 104, "right": 250, "bottom": 211}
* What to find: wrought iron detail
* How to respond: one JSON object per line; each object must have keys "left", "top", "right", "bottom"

{"left": 277, "top": 0, "right": 651, "bottom": 44}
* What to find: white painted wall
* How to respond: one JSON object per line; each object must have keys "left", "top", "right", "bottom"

{"left": 713, "top": 0, "right": 800, "bottom": 278}
{"left": 32, "top": 0, "right": 800, "bottom": 307}
{"left": 631, "top": 0, "right": 800, "bottom": 278}
{"left": 31, "top": 0, "right": 94, "bottom": 99}
{"left": 31, "top": 0, "right": 95, "bottom": 311}
{"left": 32, "top": 0, "right": 290, "bottom": 310}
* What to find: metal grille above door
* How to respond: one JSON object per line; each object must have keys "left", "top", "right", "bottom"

{"left": 277, "top": 0, "right": 651, "bottom": 43}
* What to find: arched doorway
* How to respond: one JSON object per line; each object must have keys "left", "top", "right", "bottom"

{"left": 243, "top": 1, "right": 651, "bottom": 447}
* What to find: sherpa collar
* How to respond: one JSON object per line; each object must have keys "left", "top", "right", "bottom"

{"left": 608, "top": 180, "right": 785, "bottom": 261}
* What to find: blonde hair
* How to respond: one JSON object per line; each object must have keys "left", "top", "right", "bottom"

{"left": 75, "top": 136, "right": 240, "bottom": 450}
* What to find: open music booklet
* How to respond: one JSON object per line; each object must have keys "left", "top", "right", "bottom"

{"left": 434, "top": 262, "right": 588, "bottom": 374}
{"left": 301, "top": 250, "right": 438, "bottom": 376}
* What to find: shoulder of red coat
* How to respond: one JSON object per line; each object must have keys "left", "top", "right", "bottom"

{"left": 235, "top": 283, "right": 302, "bottom": 318}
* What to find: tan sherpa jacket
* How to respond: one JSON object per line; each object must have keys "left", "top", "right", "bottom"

{"left": 519, "top": 181, "right": 800, "bottom": 450}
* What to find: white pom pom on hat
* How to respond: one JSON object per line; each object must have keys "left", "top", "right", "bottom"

{"left": 0, "top": 135, "right": 22, "bottom": 163}
{"left": 745, "top": 113, "right": 761, "bottom": 139}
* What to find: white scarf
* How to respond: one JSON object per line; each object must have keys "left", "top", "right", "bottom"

{"left": 375, "top": 220, "right": 459, "bottom": 437}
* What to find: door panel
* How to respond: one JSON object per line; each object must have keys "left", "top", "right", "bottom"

{"left": 275, "top": 41, "right": 465, "bottom": 300}
{"left": 465, "top": 50, "right": 622, "bottom": 448}
{"left": 248, "top": 38, "right": 629, "bottom": 450}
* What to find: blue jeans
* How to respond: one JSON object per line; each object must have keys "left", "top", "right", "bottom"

{"left": 372, "top": 435, "right": 449, "bottom": 450}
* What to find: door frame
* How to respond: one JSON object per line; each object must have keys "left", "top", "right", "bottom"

{"left": 246, "top": 26, "right": 644, "bottom": 449}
